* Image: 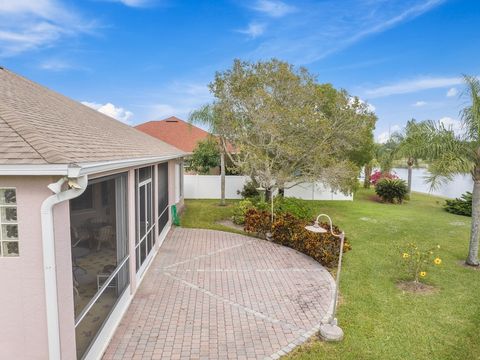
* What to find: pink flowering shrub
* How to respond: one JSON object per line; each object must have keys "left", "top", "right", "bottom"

{"left": 370, "top": 170, "right": 399, "bottom": 185}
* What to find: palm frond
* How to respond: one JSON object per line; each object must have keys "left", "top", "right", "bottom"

{"left": 461, "top": 75, "right": 480, "bottom": 142}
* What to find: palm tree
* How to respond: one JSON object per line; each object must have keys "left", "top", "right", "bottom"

{"left": 189, "top": 105, "right": 229, "bottom": 206}
{"left": 392, "top": 120, "right": 426, "bottom": 194}
{"left": 413, "top": 75, "right": 480, "bottom": 266}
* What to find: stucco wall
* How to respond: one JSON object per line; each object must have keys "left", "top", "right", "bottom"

{"left": 0, "top": 160, "right": 185, "bottom": 359}
{"left": 169, "top": 159, "right": 184, "bottom": 211}
{"left": 0, "top": 176, "right": 75, "bottom": 359}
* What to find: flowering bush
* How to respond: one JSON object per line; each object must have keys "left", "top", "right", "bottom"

{"left": 244, "top": 209, "right": 351, "bottom": 267}
{"left": 399, "top": 242, "right": 442, "bottom": 283}
{"left": 370, "top": 170, "right": 399, "bottom": 185}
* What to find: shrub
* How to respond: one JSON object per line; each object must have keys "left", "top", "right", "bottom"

{"left": 231, "top": 199, "right": 255, "bottom": 225}
{"left": 243, "top": 208, "right": 272, "bottom": 238}
{"left": 375, "top": 178, "right": 408, "bottom": 203}
{"left": 244, "top": 209, "right": 351, "bottom": 267}
{"left": 444, "top": 192, "right": 472, "bottom": 216}
{"left": 273, "top": 196, "right": 311, "bottom": 220}
{"left": 399, "top": 242, "right": 442, "bottom": 283}
{"left": 238, "top": 180, "right": 260, "bottom": 198}
{"left": 370, "top": 170, "right": 399, "bottom": 185}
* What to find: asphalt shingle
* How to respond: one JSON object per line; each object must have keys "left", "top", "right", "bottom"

{"left": 0, "top": 67, "right": 185, "bottom": 165}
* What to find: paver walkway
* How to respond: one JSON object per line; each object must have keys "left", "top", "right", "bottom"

{"left": 103, "top": 228, "right": 335, "bottom": 360}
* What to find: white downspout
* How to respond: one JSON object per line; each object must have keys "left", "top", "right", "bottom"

{"left": 41, "top": 174, "right": 88, "bottom": 359}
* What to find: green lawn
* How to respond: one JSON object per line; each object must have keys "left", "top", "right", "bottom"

{"left": 180, "top": 190, "right": 480, "bottom": 360}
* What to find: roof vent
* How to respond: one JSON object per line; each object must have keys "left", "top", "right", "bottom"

{"left": 166, "top": 120, "right": 178, "bottom": 122}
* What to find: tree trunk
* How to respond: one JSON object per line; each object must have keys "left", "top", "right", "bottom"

{"left": 363, "top": 164, "right": 372, "bottom": 188}
{"left": 220, "top": 152, "right": 226, "bottom": 206}
{"left": 407, "top": 163, "right": 413, "bottom": 195}
{"left": 265, "top": 188, "right": 272, "bottom": 203}
{"left": 466, "top": 178, "right": 480, "bottom": 266}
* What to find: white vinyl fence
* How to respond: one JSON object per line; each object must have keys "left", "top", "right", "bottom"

{"left": 184, "top": 175, "right": 353, "bottom": 200}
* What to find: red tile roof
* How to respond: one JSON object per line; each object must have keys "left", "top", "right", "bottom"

{"left": 135, "top": 117, "right": 214, "bottom": 153}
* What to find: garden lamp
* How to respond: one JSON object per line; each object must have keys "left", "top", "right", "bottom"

{"left": 305, "top": 213, "right": 345, "bottom": 341}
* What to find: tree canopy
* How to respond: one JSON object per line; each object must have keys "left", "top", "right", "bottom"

{"left": 187, "top": 136, "right": 221, "bottom": 174}
{"left": 197, "top": 59, "right": 376, "bottom": 194}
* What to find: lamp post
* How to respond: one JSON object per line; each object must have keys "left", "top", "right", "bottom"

{"left": 305, "top": 213, "right": 345, "bottom": 341}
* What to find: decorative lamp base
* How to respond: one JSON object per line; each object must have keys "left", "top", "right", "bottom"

{"left": 318, "top": 323, "right": 344, "bottom": 342}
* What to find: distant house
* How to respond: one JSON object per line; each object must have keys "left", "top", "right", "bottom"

{"left": 0, "top": 67, "right": 186, "bottom": 359}
{"left": 136, "top": 116, "right": 231, "bottom": 174}
{"left": 136, "top": 116, "right": 213, "bottom": 153}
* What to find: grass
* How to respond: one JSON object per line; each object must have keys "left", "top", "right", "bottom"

{"left": 180, "top": 190, "right": 480, "bottom": 360}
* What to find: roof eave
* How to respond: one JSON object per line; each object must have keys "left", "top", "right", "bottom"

{"left": 0, "top": 154, "right": 185, "bottom": 177}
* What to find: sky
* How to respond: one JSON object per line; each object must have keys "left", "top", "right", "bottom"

{"left": 0, "top": 0, "right": 478, "bottom": 143}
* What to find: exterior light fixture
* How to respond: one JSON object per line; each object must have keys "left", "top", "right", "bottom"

{"left": 305, "top": 213, "right": 345, "bottom": 341}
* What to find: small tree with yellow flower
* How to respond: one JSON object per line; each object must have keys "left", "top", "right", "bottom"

{"left": 399, "top": 242, "right": 442, "bottom": 284}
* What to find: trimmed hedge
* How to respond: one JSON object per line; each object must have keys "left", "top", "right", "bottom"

{"left": 244, "top": 209, "right": 351, "bottom": 268}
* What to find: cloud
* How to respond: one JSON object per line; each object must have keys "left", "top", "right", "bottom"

{"left": 364, "top": 76, "right": 462, "bottom": 98}
{"left": 82, "top": 101, "right": 134, "bottom": 124}
{"left": 348, "top": 97, "right": 376, "bottom": 113}
{"left": 413, "top": 101, "right": 427, "bottom": 107}
{"left": 39, "top": 58, "right": 89, "bottom": 71}
{"left": 376, "top": 125, "right": 400, "bottom": 144}
{"left": 0, "top": 0, "right": 95, "bottom": 57}
{"left": 237, "top": 22, "right": 266, "bottom": 38}
{"left": 439, "top": 116, "right": 462, "bottom": 135}
{"left": 132, "top": 81, "right": 213, "bottom": 122}
{"left": 147, "top": 104, "right": 184, "bottom": 120}
{"left": 446, "top": 87, "right": 458, "bottom": 97}
{"left": 251, "top": 0, "right": 296, "bottom": 17}
{"left": 104, "top": 0, "right": 160, "bottom": 7}
{"left": 247, "top": 0, "right": 445, "bottom": 64}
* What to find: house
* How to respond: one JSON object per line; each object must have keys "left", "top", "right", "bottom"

{"left": 135, "top": 116, "right": 212, "bottom": 154}
{"left": 136, "top": 117, "right": 235, "bottom": 175}
{"left": 0, "top": 67, "right": 186, "bottom": 359}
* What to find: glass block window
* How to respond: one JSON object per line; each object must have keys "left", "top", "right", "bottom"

{"left": 0, "top": 188, "right": 19, "bottom": 257}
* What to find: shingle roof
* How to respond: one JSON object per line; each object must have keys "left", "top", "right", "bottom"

{"left": 135, "top": 117, "right": 212, "bottom": 153}
{"left": 0, "top": 67, "right": 185, "bottom": 165}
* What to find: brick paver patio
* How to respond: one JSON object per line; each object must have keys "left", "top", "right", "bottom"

{"left": 103, "top": 228, "right": 335, "bottom": 360}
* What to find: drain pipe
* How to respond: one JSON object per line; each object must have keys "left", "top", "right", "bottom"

{"left": 41, "top": 173, "right": 88, "bottom": 359}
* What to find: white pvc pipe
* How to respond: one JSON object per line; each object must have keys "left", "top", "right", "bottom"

{"left": 40, "top": 175, "right": 88, "bottom": 359}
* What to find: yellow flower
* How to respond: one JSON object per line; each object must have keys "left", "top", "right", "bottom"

{"left": 419, "top": 271, "right": 427, "bottom": 277}
{"left": 402, "top": 253, "right": 410, "bottom": 259}
{"left": 434, "top": 258, "right": 442, "bottom": 265}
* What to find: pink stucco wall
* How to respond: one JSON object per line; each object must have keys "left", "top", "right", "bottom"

{"left": 0, "top": 176, "right": 75, "bottom": 359}
{"left": 0, "top": 159, "right": 184, "bottom": 359}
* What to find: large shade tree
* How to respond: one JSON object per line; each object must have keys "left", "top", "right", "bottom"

{"left": 408, "top": 75, "right": 480, "bottom": 266}
{"left": 192, "top": 59, "right": 376, "bottom": 200}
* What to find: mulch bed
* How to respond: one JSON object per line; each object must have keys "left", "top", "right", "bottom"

{"left": 397, "top": 281, "right": 438, "bottom": 295}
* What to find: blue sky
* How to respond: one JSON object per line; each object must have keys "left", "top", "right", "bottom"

{"left": 0, "top": 0, "right": 478, "bottom": 142}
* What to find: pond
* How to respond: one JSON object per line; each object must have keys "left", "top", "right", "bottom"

{"left": 392, "top": 168, "right": 472, "bottom": 199}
